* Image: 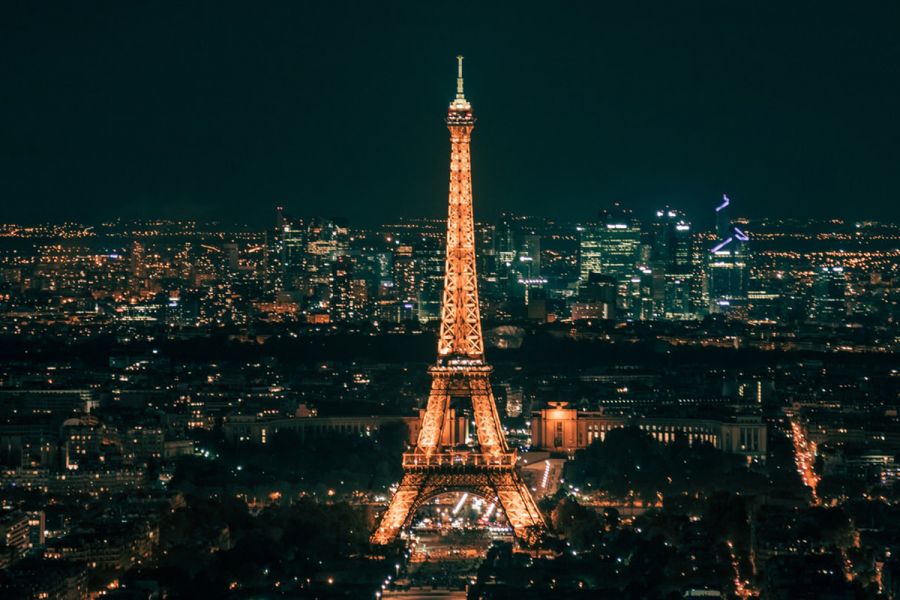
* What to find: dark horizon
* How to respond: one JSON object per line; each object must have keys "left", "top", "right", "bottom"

{"left": 3, "top": 1, "right": 899, "bottom": 226}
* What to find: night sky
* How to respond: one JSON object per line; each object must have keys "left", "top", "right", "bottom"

{"left": 2, "top": 1, "right": 899, "bottom": 226}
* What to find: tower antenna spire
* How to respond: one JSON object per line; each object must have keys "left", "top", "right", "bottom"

{"left": 456, "top": 55, "right": 465, "bottom": 99}
{"left": 449, "top": 55, "right": 471, "bottom": 113}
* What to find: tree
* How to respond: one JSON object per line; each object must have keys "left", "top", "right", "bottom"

{"left": 550, "top": 498, "right": 602, "bottom": 552}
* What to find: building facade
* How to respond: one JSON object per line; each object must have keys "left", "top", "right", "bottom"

{"left": 531, "top": 403, "right": 766, "bottom": 461}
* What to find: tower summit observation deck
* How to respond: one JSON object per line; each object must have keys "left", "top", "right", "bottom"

{"left": 370, "top": 57, "right": 547, "bottom": 546}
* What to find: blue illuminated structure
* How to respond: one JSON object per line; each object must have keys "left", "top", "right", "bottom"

{"left": 706, "top": 194, "right": 750, "bottom": 315}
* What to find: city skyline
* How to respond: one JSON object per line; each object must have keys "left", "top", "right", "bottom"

{"left": 3, "top": 2, "right": 900, "bottom": 226}
{"left": 1, "top": 5, "right": 899, "bottom": 599}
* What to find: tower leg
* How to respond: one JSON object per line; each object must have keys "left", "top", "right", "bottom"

{"left": 370, "top": 472, "right": 424, "bottom": 545}
{"left": 491, "top": 471, "right": 547, "bottom": 546}
{"left": 469, "top": 376, "right": 506, "bottom": 455}
{"left": 417, "top": 371, "right": 455, "bottom": 453}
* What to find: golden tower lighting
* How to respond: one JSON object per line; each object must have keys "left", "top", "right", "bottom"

{"left": 371, "top": 57, "right": 547, "bottom": 546}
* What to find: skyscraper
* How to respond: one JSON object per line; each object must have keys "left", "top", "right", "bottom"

{"left": 579, "top": 203, "right": 641, "bottom": 283}
{"left": 279, "top": 212, "right": 306, "bottom": 292}
{"left": 651, "top": 207, "right": 693, "bottom": 273}
{"left": 392, "top": 244, "right": 416, "bottom": 301}
{"left": 810, "top": 265, "right": 848, "bottom": 323}
{"left": 578, "top": 224, "right": 603, "bottom": 283}
{"left": 706, "top": 194, "right": 750, "bottom": 315}
{"left": 649, "top": 207, "right": 698, "bottom": 319}
{"left": 598, "top": 203, "right": 642, "bottom": 281}
{"left": 329, "top": 255, "right": 354, "bottom": 321}
{"left": 518, "top": 234, "right": 541, "bottom": 279}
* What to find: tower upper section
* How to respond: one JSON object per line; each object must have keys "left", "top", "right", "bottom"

{"left": 437, "top": 56, "right": 484, "bottom": 362}
{"left": 447, "top": 56, "right": 474, "bottom": 125}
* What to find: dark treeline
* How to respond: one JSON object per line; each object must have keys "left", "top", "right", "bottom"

{"left": 0, "top": 327, "right": 895, "bottom": 371}
{"left": 174, "top": 422, "right": 408, "bottom": 497}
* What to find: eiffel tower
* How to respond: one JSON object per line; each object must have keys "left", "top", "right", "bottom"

{"left": 371, "top": 57, "right": 547, "bottom": 546}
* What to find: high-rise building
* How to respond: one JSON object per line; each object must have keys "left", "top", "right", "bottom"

{"left": 129, "top": 241, "right": 145, "bottom": 293}
{"left": 518, "top": 234, "right": 541, "bottom": 278}
{"left": 651, "top": 207, "right": 693, "bottom": 273}
{"left": 280, "top": 215, "right": 307, "bottom": 291}
{"left": 706, "top": 194, "right": 750, "bottom": 315}
{"left": 494, "top": 214, "right": 543, "bottom": 288}
{"left": 130, "top": 241, "right": 145, "bottom": 279}
{"left": 810, "top": 265, "right": 847, "bottom": 323}
{"left": 648, "top": 208, "right": 699, "bottom": 319}
{"left": 414, "top": 237, "right": 445, "bottom": 296}
{"left": 629, "top": 265, "right": 664, "bottom": 320}
{"left": 392, "top": 245, "right": 416, "bottom": 301}
{"left": 663, "top": 273, "right": 696, "bottom": 320}
{"left": 329, "top": 255, "right": 355, "bottom": 321}
{"left": 598, "top": 203, "right": 642, "bottom": 281}
{"left": 578, "top": 224, "right": 603, "bottom": 283}
{"left": 579, "top": 205, "right": 641, "bottom": 284}
{"left": 496, "top": 213, "right": 516, "bottom": 264}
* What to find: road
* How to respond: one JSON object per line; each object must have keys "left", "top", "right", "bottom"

{"left": 787, "top": 416, "right": 820, "bottom": 504}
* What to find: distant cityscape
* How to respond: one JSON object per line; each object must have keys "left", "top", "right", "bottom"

{"left": 1, "top": 202, "right": 897, "bottom": 342}
{"left": 0, "top": 204, "right": 898, "bottom": 598}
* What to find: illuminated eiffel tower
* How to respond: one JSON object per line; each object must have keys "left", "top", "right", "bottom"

{"left": 371, "top": 57, "right": 547, "bottom": 546}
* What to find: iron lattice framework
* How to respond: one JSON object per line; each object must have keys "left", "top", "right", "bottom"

{"left": 371, "top": 57, "right": 547, "bottom": 546}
